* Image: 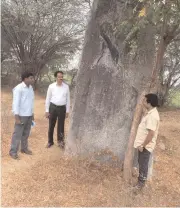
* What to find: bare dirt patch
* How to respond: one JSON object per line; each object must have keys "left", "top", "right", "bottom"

{"left": 1, "top": 89, "right": 180, "bottom": 206}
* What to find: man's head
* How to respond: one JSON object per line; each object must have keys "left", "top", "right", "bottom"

{"left": 54, "top": 71, "right": 64, "bottom": 85}
{"left": 21, "top": 72, "right": 34, "bottom": 86}
{"left": 143, "top": 93, "right": 159, "bottom": 109}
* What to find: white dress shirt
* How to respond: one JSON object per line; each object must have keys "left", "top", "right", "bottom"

{"left": 12, "top": 82, "right": 34, "bottom": 116}
{"left": 45, "top": 82, "right": 70, "bottom": 113}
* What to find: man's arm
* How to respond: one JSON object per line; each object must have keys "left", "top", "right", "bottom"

{"left": 32, "top": 88, "right": 35, "bottom": 120}
{"left": 138, "top": 130, "right": 154, "bottom": 152}
{"left": 12, "top": 87, "right": 21, "bottom": 124}
{"left": 45, "top": 85, "right": 52, "bottom": 118}
{"left": 138, "top": 114, "right": 157, "bottom": 152}
{"left": 142, "top": 129, "right": 155, "bottom": 147}
{"left": 66, "top": 86, "right": 70, "bottom": 118}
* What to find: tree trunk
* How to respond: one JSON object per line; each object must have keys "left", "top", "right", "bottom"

{"left": 66, "top": 0, "right": 154, "bottom": 161}
{"left": 123, "top": 13, "right": 169, "bottom": 182}
{"left": 158, "top": 83, "right": 169, "bottom": 106}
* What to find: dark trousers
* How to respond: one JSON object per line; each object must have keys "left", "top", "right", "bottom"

{"left": 138, "top": 148, "right": 151, "bottom": 185}
{"left": 48, "top": 103, "right": 66, "bottom": 144}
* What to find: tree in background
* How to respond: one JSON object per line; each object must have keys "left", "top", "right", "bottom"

{"left": 159, "top": 41, "right": 180, "bottom": 106}
{"left": 1, "top": 0, "right": 89, "bottom": 87}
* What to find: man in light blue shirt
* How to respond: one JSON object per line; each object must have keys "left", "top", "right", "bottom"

{"left": 9, "top": 72, "right": 35, "bottom": 159}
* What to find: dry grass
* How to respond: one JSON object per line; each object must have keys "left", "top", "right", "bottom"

{"left": 1, "top": 89, "right": 180, "bottom": 207}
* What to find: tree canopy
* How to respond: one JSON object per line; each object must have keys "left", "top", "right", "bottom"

{"left": 1, "top": 0, "right": 89, "bottom": 84}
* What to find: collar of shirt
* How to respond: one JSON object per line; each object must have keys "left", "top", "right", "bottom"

{"left": 147, "top": 107, "right": 157, "bottom": 114}
{"left": 22, "top": 82, "right": 27, "bottom": 88}
{"left": 55, "top": 82, "right": 65, "bottom": 87}
{"left": 22, "top": 82, "right": 32, "bottom": 89}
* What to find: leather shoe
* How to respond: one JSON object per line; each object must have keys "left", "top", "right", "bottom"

{"left": 9, "top": 153, "right": 19, "bottom": 160}
{"left": 21, "top": 149, "right": 32, "bottom": 155}
{"left": 58, "top": 141, "right": 65, "bottom": 149}
{"left": 46, "top": 143, "right": 54, "bottom": 148}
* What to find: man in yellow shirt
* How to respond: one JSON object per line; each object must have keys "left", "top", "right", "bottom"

{"left": 134, "top": 93, "right": 160, "bottom": 189}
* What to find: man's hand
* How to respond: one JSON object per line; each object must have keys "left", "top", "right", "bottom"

{"left": 138, "top": 145, "right": 144, "bottom": 152}
{"left": 66, "top": 113, "right": 69, "bottom": 118}
{"left": 45, "top": 112, "right": 50, "bottom": 119}
{"left": 15, "top": 115, "right": 22, "bottom": 125}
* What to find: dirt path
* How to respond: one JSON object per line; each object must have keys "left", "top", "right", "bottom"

{"left": 1, "top": 90, "right": 180, "bottom": 207}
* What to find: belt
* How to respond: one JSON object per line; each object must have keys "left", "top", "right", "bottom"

{"left": 50, "top": 103, "right": 66, "bottom": 108}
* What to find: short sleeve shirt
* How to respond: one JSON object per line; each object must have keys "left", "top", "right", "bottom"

{"left": 134, "top": 107, "right": 160, "bottom": 152}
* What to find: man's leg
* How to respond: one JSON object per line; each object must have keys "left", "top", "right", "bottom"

{"left": 21, "top": 116, "right": 32, "bottom": 154}
{"left": 47, "top": 104, "right": 57, "bottom": 147}
{"left": 133, "top": 148, "right": 139, "bottom": 168}
{"left": 133, "top": 149, "right": 153, "bottom": 179}
{"left": 147, "top": 153, "right": 153, "bottom": 182}
{"left": 57, "top": 106, "right": 66, "bottom": 147}
{"left": 138, "top": 148, "right": 151, "bottom": 188}
{"left": 9, "top": 120, "right": 24, "bottom": 159}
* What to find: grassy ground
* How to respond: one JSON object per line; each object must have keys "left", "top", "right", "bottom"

{"left": 1, "top": 89, "right": 180, "bottom": 207}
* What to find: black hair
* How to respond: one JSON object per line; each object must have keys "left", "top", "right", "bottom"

{"left": 21, "top": 72, "right": 34, "bottom": 81}
{"left": 54, "top": 71, "right": 64, "bottom": 77}
{"left": 145, "top": 93, "right": 159, "bottom": 107}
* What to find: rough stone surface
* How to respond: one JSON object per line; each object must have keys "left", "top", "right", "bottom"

{"left": 66, "top": 0, "right": 155, "bottom": 160}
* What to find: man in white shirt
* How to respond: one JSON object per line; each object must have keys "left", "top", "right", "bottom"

{"left": 45, "top": 71, "right": 70, "bottom": 149}
{"left": 9, "top": 72, "right": 35, "bottom": 159}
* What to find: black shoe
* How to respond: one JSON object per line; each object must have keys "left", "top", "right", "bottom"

{"left": 133, "top": 181, "right": 145, "bottom": 194}
{"left": 58, "top": 141, "right": 65, "bottom": 149}
{"left": 46, "top": 143, "right": 54, "bottom": 148}
{"left": 9, "top": 153, "right": 19, "bottom": 160}
{"left": 21, "top": 149, "right": 32, "bottom": 155}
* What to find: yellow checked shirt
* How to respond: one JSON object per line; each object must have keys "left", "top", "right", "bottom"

{"left": 134, "top": 108, "right": 160, "bottom": 152}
